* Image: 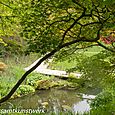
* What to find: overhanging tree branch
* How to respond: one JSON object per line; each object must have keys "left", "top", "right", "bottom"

{"left": 60, "top": 43, "right": 99, "bottom": 57}
{"left": 97, "top": 41, "right": 115, "bottom": 52}
{"left": 0, "top": 0, "right": 114, "bottom": 104}
{"left": 59, "top": 7, "right": 87, "bottom": 45}
{"left": 0, "top": 35, "right": 102, "bottom": 104}
{"left": 0, "top": 1, "right": 14, "bottom": 9}
{"left": 72, "top": 0, "right": 86, "bottom": 10}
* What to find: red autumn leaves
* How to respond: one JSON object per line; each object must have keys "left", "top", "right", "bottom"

{"left": 100, "top": 32, "right": 115, "bottom": 44}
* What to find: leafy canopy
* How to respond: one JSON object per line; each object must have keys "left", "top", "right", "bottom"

{"left": 1, "top": 0, "right": 114, "bottom": 54}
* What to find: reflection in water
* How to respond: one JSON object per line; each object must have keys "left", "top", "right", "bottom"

{"left": 0, "top": 89, "right": 92, "bottom": 113}
{"left": 73, "top": 99, "right": 91, "bottom": 114}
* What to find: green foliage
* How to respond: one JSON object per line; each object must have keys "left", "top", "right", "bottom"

{"left": 76, "top": 49, "right": 115, "bottom": 114}
{"left": 52, "top": 47, "right": 115, "bottom": 114}
{"left": 91, "top": 91, "right": 113, "bottom": 108}
{"left": 51, "top": 46, "right": 115, "bottom": 90}
{"left": 0, "top": 54, "right": 39, "bottom": 98}
{"left": 74, "top": 50, "right": 115, "bottom": 88}
{"left": 50, "top": 59, "right": 77, "bottom": 71}
{"left": 67, "top": 74, "right": 85, "bottom": 87}
{"left": 0, "top": 0, "right": 27, "bottom": 57}
{"left": 36, "top": 80, "right": 55, "bottom": 90}
{"left": 27, "top": 73, "right": 53, "bottom": 87}
{"left": 16, "top": 85, "right": 35, "bottom": 96}
{"left": 0, "top": 38, "right": 7, "bottom": 46}
{"left": 6, "top": 0, "right": 114, "bottom": 54}
{"left": 0, "top": 77, "right": 14, "bottom": 98}
{"left": 90, "top": 89, "right": 115, "bottom": 114}
{"left": 0, "top": 0, "right": 115, "bottom": 55}
{"left": 0, "top": 0, "right": 18, "bottom": 36}
{"left": 52, "top": 46, "right": 104, "bottom": 70}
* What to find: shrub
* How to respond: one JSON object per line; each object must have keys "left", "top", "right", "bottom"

{"left": 0, "top": 62, "right": 7, "bottom": 72}
{"left": 90, "top": 89, "right": 115, "bottom": 114}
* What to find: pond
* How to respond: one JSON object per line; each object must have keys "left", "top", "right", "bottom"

{"left": 0, "top": 89, "right": 99, "bottom": 114}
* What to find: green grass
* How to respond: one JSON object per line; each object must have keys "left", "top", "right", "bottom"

{"left": 0, "top": 53, "right": 40, "bottom": 98}
{"left": 78, "top": 46, "right": 104, "bottom": 56}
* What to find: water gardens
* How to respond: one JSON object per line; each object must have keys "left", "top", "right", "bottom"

{"left": 0, "top": 0, "right": 115, "bottom": 114}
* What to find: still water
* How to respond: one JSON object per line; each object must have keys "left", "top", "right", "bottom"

{"left": 1, "top": 89, "right": 95, "bottom": 114}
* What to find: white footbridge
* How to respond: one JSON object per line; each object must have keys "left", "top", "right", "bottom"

{"left": 24, "top": 58, "right": 81, "bottom": 78}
